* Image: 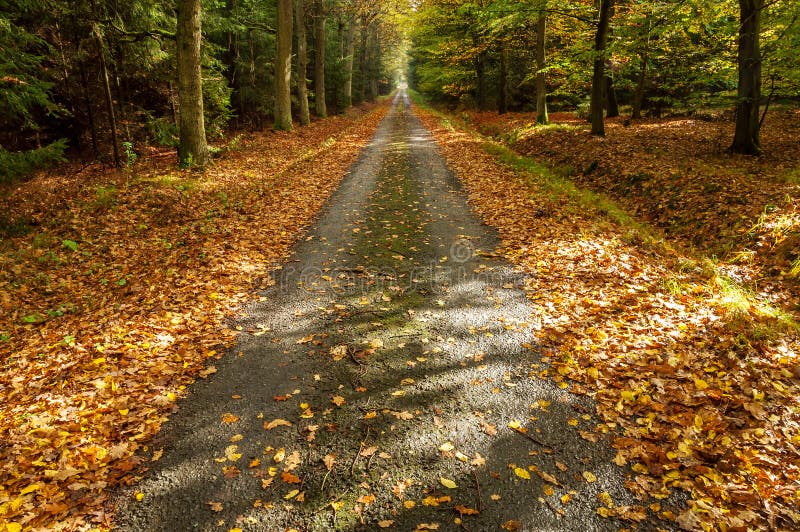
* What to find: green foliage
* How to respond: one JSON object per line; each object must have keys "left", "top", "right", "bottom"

{"left": 0, "top": 140, "right": 67, "bottom": 184}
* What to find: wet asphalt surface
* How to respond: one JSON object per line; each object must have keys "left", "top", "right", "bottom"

{"left": 114, "top": 91, "right": 674, "bottom": 531}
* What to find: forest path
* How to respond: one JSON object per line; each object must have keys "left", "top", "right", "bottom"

{"left": 115, "top": 90, "right": 662, "bottom": 531}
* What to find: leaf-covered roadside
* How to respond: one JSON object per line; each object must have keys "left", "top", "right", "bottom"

{"left": 465, "top": 109, "right": 800, "bottom": 307}
{"left": 0, "top": 102, "right": 389, "bottom": 530}
{"left": 416, "top": 107, "right": 800, "bottom": 531}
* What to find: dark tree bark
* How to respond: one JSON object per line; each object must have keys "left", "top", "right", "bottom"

{"left": 295, "top": 0, "right": 310, "bottom": 125}
{"left": 475, "top": 48, "right": 487, "bottom": 110}
{"left": 590, "top": 0, "right": 614, "bottom": 136}
{"left": 274, "top": 0, "right": 294, "bottom": 130}
{"left": 535, "top": 9, "right": 548, "bottom": 125}
{"left": 358, "top": 18, "right": 368, "bottom": 103}
{"left": 731, "top": 0, "right": 763, "bottom": 155}
{"left": 176, "top": 0, "right": 209, "bottom": 166}
{"left": 314, "top": 1, "right": 327, "bottom": 117}
{"left": 92, "top": 23, "right": 121, "bottom": 167}
{"left": 498, "top": 42, "right": 508, "bottom": 115}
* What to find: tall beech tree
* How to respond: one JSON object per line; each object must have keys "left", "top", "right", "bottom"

{"left": 534, "top": 4, "right": 548, "bottom": 125}
{"left": 731, "top": 0, "right": 763, "bottom": 155}
{"left": 296, "top": 0, "right": 311, "bottom": 126}
{"left": 590, "top": 0, "right": 614, "bottom": 136}
{"left": 176, "top": 0, "right": 209, "bottom": 167}
{"left": 314, "top": 0, "right": 327, "bottom": 117}
{"left": 274, "top": 0, "right": 293, "bottom": 130}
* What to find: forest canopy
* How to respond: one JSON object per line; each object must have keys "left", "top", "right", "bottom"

{"left": 0, "top": 0, "right": 797, "bottom": 175}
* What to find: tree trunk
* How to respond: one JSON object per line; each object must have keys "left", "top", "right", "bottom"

{"left": 176, "top": 0, "right": 210, "bottom": 166}
{"left": 273, "top": 0, "right": 294, "bottom": 130}
{"left": 604, "top": 74, "right": 619, "bottom": 118}
{"left": 368, "top": 27, "right": 378, "bottom": 101}
{"left": 78, "top": 57, "right": 100, "bottom": 159}
{"left": 535, "top": 9, "right": 548, "bottom": 124}
{"left": 344, "top": 22, "right": 356, "bottom": 107}
{"left": 590, "top": 0, "right": 613, "bottom": 136}
{"left": 295, "top": 0, "right": 310, "bottom": 125}
{"left": 92, "top": 24, "right": 121, "bottom": 167}
{"left": 358, "top": 19, "right": 368, "bottom": 103}
{"left": 632, "top": 51, "right": 648, "bottom": 119}
{"left": 314, "top": 2, "right": 327, "bottom": 117}
{"left": 731, "top": 0, "right": 762, "bottom": 155}
{"left": 475, "top": 48, "right": 487, "bottom": 110}
{"left": 498, "top": 43, "right": 508, "bottom": 115}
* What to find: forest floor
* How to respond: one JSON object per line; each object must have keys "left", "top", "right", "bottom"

{"left": 0, "top": 91, "right": 798, "bottom": 532}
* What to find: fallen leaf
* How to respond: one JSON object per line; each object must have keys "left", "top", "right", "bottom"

{"left": 221, "top": 413, "right": 240, "bottom": 424}
{"left": 440, "top": 477, "right": 458, "bottom": 489}
{"left": 264, "top": 418, "right": 293, "bottom": 430}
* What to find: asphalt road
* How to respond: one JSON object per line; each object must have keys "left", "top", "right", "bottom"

{"left": 114, "top": 90, "right": 674, "bottom": 531}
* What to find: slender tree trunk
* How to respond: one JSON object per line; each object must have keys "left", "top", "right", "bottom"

{"left": 92, "top": 23, "right": 121, "bottom": 167}
{"left": 314, "top": 2, "right": 327, "bottom": 117}
{"left": 590, "top": 0, "right": 613, "bottom": 136}
{"left": 535, "top": 9, "right": 548, "bottom": 125}
{"left": 368, "top": 27, "right": 379, "bottom": 101}
{"left": 731, "top": 0, "right": 762, "bottom": 155}
{"left": 498, "top": 43, "right": 508, "bottom": 115}
{"left": 358, "top": 19, "right": 368, "bottom": 103}
{"left": 632, "top": 51, "right": 648, "bottom": 119}
{"left": 604, "top": 74, "right": 619, "bottom": 118}
{"left": 295, "top": 0, "right": 310, "bottom": 125}
{"left": 176, "top": 0, "right": 210, "bottom": 166}
{"left": 344, "top": 22, "right": 355, "bottom": 107}
{"left": 475, "top": 48, "right": 487, "bottom": 110}
{"left": 274, "top": 0, "right": 294, "bottom": 130}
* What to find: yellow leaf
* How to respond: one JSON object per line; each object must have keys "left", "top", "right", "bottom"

{"left": 543, "top": 485, "right": 554, "bottom": 496}
{"left": 598, "top": 491, "right": 613, "bottom": 507}
{"left": 582, "top": 471, "right": 597, "bottom": 483}
{"left": 284, "top": 489, "right": 299, "bottom": 500}
{"left": 363, "top": 411, "right": 378, "bottom": 419}
{"left": 225, "top": 445, "right": 242, "bottom": 462}
{"left": 403, "top": 500, "right": 416, "bottom": 509}
{"left": 6, "top": 524, "right": 22, "bottom": 532}
{"left": 422, "top": 496, "right": 440, "bottom": 506}
{"left": 273, "top": 448, "right": 286, "bottom": 463}
{"left": 400, "top": 378, "right": 415, "bottom": 385}
{"left": 331, "top": 396, "right": 346, "bottom": 406}
{"left": 222, "top": 413, "right": 240, "bottom": 424}
{"left": 378, "top": 520, "right": 394, "bottom": 528}
{"left": 440, "top": 477, "right": 458, "bottom": 489}
{"left": 439, "top": 442, "right": 455, "bottom": 452}
{"left": 621, "top": 390, "right": 636, "bottom": 402}
{"left": 135, "top": 492, "right": 144, "bottom": 502}
{"left": 264, "top": 418, "right": 293, "bottom": 430}
{"left": 20, "top": 484, "right": 40, "bottom": 495}
{"left": 694, "top": 378, "right": 709, "bottom": 391}
{"left": 514, "top": 467, "right": 531, "bottom": 480}
{"left": 330, "top": 501, "right": 344, "bottom": 511}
